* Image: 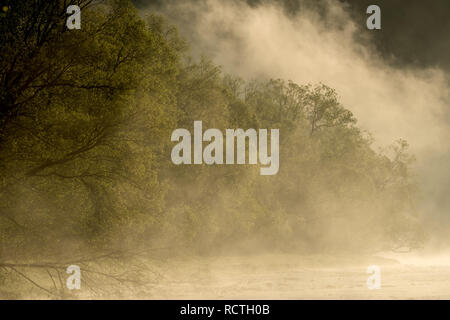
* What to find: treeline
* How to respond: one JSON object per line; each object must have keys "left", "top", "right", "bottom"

{"left": 0, "top": 0, "right": 424, "bottom": 267}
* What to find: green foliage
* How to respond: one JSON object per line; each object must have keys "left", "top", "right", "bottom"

{"left": 0, "top": 0, "right": 181, "bottom": 257}
{"left": 0, "top": 0, "right": 424, "bottom": 264}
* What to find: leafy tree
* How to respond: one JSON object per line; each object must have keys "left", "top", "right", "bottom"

{"left": 0, "top": 0, "right": 425, "bottom": 298}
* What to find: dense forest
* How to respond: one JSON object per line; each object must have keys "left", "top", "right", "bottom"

{"left": 0, "top": 0, "right": 425, "bottom": 297}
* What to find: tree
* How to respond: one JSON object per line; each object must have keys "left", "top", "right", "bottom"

{"left": 0, "top": 0, "right": 424, "bottom": 298}
{"left": 0, "top": 0, "right": 182, "bottom": 260}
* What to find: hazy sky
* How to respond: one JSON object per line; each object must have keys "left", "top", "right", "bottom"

{"left": 134, "top": 0, "right": 450, "bottom": 71}
{"left": 134, "top": 0, "right": 450, "bottom": 240}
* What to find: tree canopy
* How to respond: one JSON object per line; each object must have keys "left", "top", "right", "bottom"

{"left": 0, "top": 0, "right": 425, "bottom": 298}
